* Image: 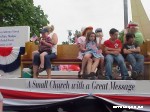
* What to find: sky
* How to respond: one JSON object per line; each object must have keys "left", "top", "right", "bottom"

{"left": 33, "top": 0, "right": 150, "bottom": 44}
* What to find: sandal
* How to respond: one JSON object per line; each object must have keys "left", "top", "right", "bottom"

{"left": 38, "top": 67, "right": 45, "bottom": 73}
{"left": 89, "top": 72, "right": 97, "bottom": 80}
{"left": 82, "top": 74, "right": 90, "bottom": 79}
{"left": 78, "top": 71, "right": 82, "bottom": 79}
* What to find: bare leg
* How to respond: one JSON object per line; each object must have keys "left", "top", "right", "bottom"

{"left": 80, "top": 54, "right": 92, "bottom": 74}
{"left": 46, "top": 68, "right": 51, "bottom": 79}
{"left": 86, "top": 58, "right": 93, "bottom": 74}
{"left": 100, "top": 58, "right": 104, "bottom": 71}
{"left": 91, "top": 58, "right": 100, "bottom": 72}
{"left": 33, "top": 65, "right": 39, "bottom": 78}
{"left": 40, "top": 52, "right": 48, "bottom": 68}
{"left": 32, "top": 50, "right": 39, "bottom": 59}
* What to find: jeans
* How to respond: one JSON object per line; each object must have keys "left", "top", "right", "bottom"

{"left": 33, "top": 53, "right": 57, "bottom": 69}
{"left": 126, "top": 53, "right": 144, "bottom": 73}
{"left": 105, "top": 54, "right": 129, "bottom": 79}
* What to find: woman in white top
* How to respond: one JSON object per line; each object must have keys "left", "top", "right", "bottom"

{"left": 33, "top": 25, "right": 58, "bottom": 79}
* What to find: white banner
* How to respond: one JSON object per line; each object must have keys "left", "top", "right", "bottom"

{"left": 1, "top": 79, "right": 150, "bottom": 94}
{"left": 26, "top": 79, "right": 136, "bottom": 94}
{"left": 0, "top": 26, "right": 30, "bottom": 47}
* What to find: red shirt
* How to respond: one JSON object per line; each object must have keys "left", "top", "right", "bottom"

{"left": 104, "top": 39, "right": 122, "bottom": 49}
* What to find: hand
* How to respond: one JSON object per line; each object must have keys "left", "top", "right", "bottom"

{"left": 113, "top": 51, "right": 120, "bottom": 55}
{"left": 128, "top": 49, "right": 135, "bottom": 52}
{"left": 91, "top": 44, "right": 96, "bottom": 50}
{"left": 97, "top": 49, "right": 102, "bottom": 54}
{"left": 128, "top": 50, "right": 132, "bottom": 53}
{"left": 81, "top": 48, "right": 88, "bottom": 52}
{"left": 40, "top": 40, "right": 46, "bottom": 44}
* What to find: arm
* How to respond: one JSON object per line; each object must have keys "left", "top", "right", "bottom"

{"left": 51, "top": 33, "right": 58, "bottom": 45}
{"left": 105, "top": 47, "right": 120, "bottom": 55}
{"left": 77, "top": 43, "right": 87, "bottom": 52}
{"left": 128, "top": 46, "right": 141, "bottom": 53}
{"left": 41, "top": 33, "right": 58, "bottom": 47}
{"left": 96, "top": 37, "right": 102, "bottom": 49}
{"left": 123, "top": 48, "right": 132, "bottom": 54}
{"left": 106, "top": 47, "right": 121, "bottom": 52}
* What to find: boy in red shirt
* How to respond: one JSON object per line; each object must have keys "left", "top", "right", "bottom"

{"left": 104, "top": 28, "right": 130, "bottom": 80}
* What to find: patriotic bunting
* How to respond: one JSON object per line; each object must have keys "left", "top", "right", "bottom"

{"left": 0, "top": 47, "right": 25, "bottom": 72}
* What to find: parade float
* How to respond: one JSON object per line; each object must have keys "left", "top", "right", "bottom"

{"left": 0, "top": 0, "right": 150, "bottom": 111}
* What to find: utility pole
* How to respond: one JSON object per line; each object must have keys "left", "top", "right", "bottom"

{"left": 124, "top": 0, "right": 128, "bottom": 28}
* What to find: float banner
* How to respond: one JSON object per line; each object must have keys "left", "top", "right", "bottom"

{"left": 26, "top": 79, "right": 136, "bottom": 94}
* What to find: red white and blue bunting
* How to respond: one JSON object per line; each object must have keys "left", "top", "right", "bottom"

{"left": 0, "top": 88, "right": 150, "bottom": 111}
{"left": 0, "top": 79, "right": 150, "bottom": 111}
{"left": 0, "top": 47, "right": 25, "bottom": 72}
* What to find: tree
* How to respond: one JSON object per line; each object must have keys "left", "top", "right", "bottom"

{"left": 70, "top": 30, "right": 81, "bottom": 44}
{"left": 62, "top": 41, "right": 69, "bottom": 45}
{"left": 62, "top": 30, "right": 81, "bottom": 44}
{"left": 0, "top": 0, "right": 49, "bottom": 36}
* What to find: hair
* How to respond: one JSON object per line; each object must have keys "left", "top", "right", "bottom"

{"left": 43, "top": 25, "right": 54, "bottom": 33}
{"left": 82, "top": 26, "right": 93, "bottom": 36}
{"left": 126, "top": 33, "right": 135, "bottom": 41}
{"left": 86, "top": 32, "right": 96, "bottom": 43}
{"left": 109, "top": 28, "right": 118, "bottom": 35}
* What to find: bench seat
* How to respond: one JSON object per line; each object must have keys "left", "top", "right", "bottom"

{"left": 21, "top": 42, "right": 150, "bottom": 79}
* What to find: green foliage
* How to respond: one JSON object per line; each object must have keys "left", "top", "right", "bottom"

{"left": 62, "top": 30, "right": 81, "bottom": 44}
{"left": 0, "top": 0, "right": 49, "bottom": 36}
{"left": 62, "top": 41, "right": 69, "bottom": 45}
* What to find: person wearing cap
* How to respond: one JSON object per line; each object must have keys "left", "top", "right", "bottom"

{"left": 33, "top": 25, "right": 58, "bottom": 79}
{"left": 119, "top": 21, "right": 144, "bottom": 46}
{"left": 77, "top": 26, "right": 93, "bottom": 78}
{"left": 104, "top": 28, "right": 130, "bottom": 80}
{"left": 95, "top": 28, "right": 105, "bottom": 44}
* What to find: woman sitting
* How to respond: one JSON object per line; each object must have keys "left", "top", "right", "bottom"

{"left": 32, "top": 25, "right": 58, "bottom": 79}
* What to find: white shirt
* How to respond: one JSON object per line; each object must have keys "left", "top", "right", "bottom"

{"left": 96, "top": 37, "right": 105, "bottom": 44}
{"left": 49, "top": 32, "right": 57, "bottom": 54}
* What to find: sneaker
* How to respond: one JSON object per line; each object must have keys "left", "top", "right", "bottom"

{"left": 136, "top": 73, "right": 144, "bottom": 80}
{"left": 122, "top": 76, "right": 132, "bottom": 80}
{"left": 97, "top": 74, "right": 105, "bottom": 80}
{"left": 89, "top": 72, "right": 96, "bottom": 80}
{"left": 96, "top": 69, "right": 103, "bottom": 76}
{"left": 78, "top": 71, "right": 82, "bottom": 79}
{"left": 96, "top": 69, "right": 106, "bottom": 80}
{"left": 131, "top": 71, "right": 138, "bottom": 80}
{"left": 82, "top": 74, "right": 90, "bottom": 79}
{"left": 105, "top": 76, "right": 111, "bottom": 80}
{"left": 89, "top": 75, "right": 97, "bottom": 80}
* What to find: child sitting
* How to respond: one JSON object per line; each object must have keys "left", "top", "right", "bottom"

{"left": 32, "top": 27, "right": 53, "bottom": 73}
{"left": 83, "top": 32, "right": 104, "bottom": 79}
{"left": 123, "top": 33, "right": 144, "bottom": 79}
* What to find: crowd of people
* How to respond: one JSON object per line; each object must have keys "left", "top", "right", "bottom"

{"left": 32, "top": 21, "right": 144, "bottom": 80}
